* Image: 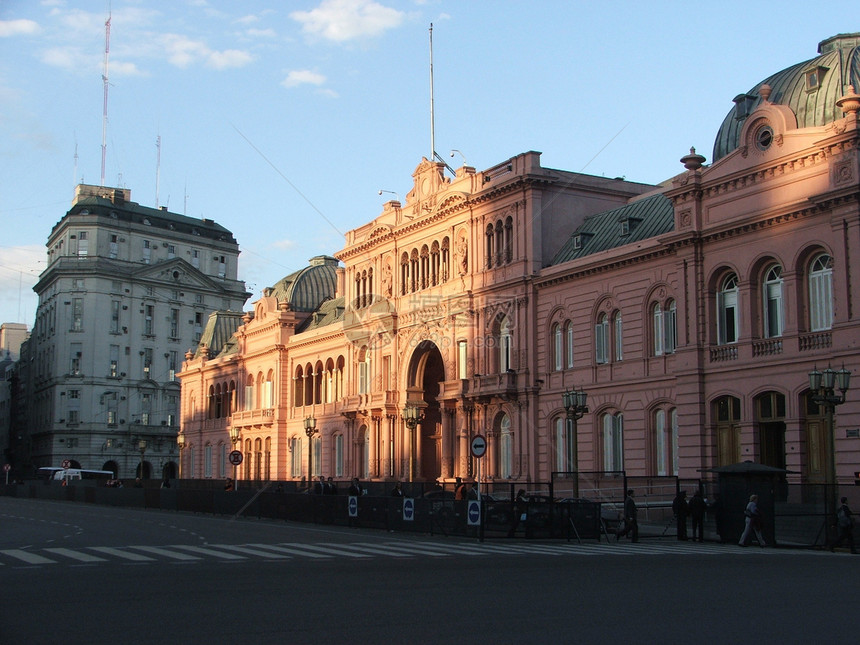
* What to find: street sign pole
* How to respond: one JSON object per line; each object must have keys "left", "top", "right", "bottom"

{"left": 470, "top": 434, "right": 487, "bottom": 542}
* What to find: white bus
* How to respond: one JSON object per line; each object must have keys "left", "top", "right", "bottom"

{"left": 36, "top": 467, "right": 115, "bottom": 484}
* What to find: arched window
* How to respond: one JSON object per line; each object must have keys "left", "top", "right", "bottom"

{"left": 565, "top": 322, "right": 574, "bottom": 368}
{"left": 313, "top": 435, "right": 322, "bottom": 477}
{"left": 717, "top": 273, "right": 739, "bottom": 345}
{"left": 552, "top": 323, "right": 562, "bottom": 371}
{"left": 324, "top": 358, "right": 335, "bottom": 404}
{"left": 400, "top": 252, "right": 409, "bottom": 296}
{"left": 303, "top": 363, "right": 313, "bottom": 406}
{"left": 614, "top": 312, "right": 623, "bottom": 361}
{"left": 262, "top": 370, "right": 274, "bottom": 408}
{"left": 499, "top": 316, "right": 512, "bottom": 372}
{"left": 763, "top": 264, "right": 783, "bottom": 338}
{"left": 653, "top": 408, "right": 678, "bottom": 476}
{"left": 809, "top": 253, "right": 833, "bottom": 331}
{"left": 485, "top": 224, "right": 495, "bottom": 269}
{"left": 314, "top": 361, "right": 324, "bottom": 405}
{"left": 290, "top": 436, "right": 302, "bottom": 478}
{"left": 555, "top": 416, "right": 575, "bottom": 473}
{"left": 602, "top": 412, "right": 624, "bottom": 472}
{"left": 358, "top": 347, "right": 370, "bottom": 395}
{"left": 441, "top": 237, "right": 450, "bottom": 282}
{"left": 595, "top": 313, "right": 609, "bottom": 364}
{"left": 653, "top": 300, "right": 677, "bottom": 356}
{"left": 410, "top": 249, "right": 419, "bottom": 292}
{"left": 294, "top": 366, "right": 304, "bottom": 407}
{"left": 503, "top": 216, "right": 513, "bottom": 263}
{"left": 499, "top": 414, "right": 512, "bottom": 479}
{"left": 244, "top": 374, "right": 254, "bottom": 411}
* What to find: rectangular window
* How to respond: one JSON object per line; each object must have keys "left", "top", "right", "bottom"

{"left": 77, "top": 231, "right": 88, "bottom": 257}
{"left": 219, "top": 445, "right": 227, "bottom": 478}
{"left": 335, "top": 434, "right": 344, "bottom": 477}
{"left": 72, "top": 298, "right": 83, "bottom": 331}
{"left": 217, "top": 255, "right": 226, "bottom": 278}
{"left": 143, "top": 348, "right": 152, "bottom": 378}
{"left": 167, "top": 244, "right": 176, "bottom": 259}
{"left": 458, "top": 340, "right": 468, "bottom": 380}
{"left": 595, "top": 319, "right": 608, "bottom": 364}
{"left": 70, "top": 342, "right": 82, "bottom": 375}
{"left": 144, "top": 305, "right": 154, "bottom": 335}
{"left": 664, "top": 306, "right": 677, "bottom": 354}
{"left": 141, "top": 393, "right": 152, "bottom": 426}
{"left": 192, "top": 249, "right": 200, "bottom": 268}
{"left": 194, "top": 312, "right": 203, "bottom": 342}
{"left": 170, "top": 308, "right": 179, "bottom": 338}
{"left": 554, "top": 326, "right": 563, "bottom": 371}
{"left": 109, "top": 344, "right": 119, "bottom": 377}
{"left": 142, "top": 240, "right": 151, "bottom": 264}
{"left": 110, "top": 300, "right": 120, "bottom": 333}
{"left": 168, "top": 351, "right": 178, "bottom": 381}
{"left": 245, "top": 384, "right": 254, "bottom": 411}
{"left": 566, "top": 325, "right": 574, "bottom": 368}
{"left": 614, "top": 316, "right": 623, "bottom": 362}
{"left": 204, "top": 445, "right": 213, "bottom": 478}
{"left": 110, "top": 235, "right": 118, "bottom": 259}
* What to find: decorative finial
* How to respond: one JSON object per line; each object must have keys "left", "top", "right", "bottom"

{"left": 680, "top": 147, "right": 706, "bottom": 171}
{"left": 836, "top": 84, "right": 860, "bottom": 117}
{"left": 759, "top": 84, "right": 772, "bottom": 103}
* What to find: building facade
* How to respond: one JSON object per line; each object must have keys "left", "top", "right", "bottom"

{"left": 181, "top": 35, "right": 860, "bottom": 492}
{"left": 19, "top": 184, "right": 249, "bottom": 479}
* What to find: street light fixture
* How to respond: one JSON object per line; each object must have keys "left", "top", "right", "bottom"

{"left": 138, "top": 439, "right": 147, "bottom": 481}
{"left": 808, "top": 365, "right": 851, "bottom": 534}
{"left": 229, "top": 426, "right": 240, "bottom": 490}
{"left": 304, "top": 416, "right": 318, "bottom": 485}
{"left": 562, "top": 388, "right": 589, "bottom": 498}
{"left": 176, "top": 433, "right": 185, "bottom": 480}
{"left": 401, "top": 404, "right": 425, "bottom": 482}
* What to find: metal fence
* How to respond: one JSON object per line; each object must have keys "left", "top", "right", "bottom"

{"left": 1, "top": 476, "right": 848, "bottom": 548}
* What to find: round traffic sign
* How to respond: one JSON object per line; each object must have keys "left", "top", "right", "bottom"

{"left": 61, "top": 459, "right": 71, "bottom": 469}
{"left": 470, "top": 434, "right": 487, "bottom": 458}
{"left": 403, "top": 497, "right": 415, "bottom": 521}
{"left": 3, "top": 464, "right": 10, "bottom": 473}
{"left": 228, "top": 450, "right": 243, "bottom": 466}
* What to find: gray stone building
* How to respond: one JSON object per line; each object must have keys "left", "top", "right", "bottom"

{"left": 19, "top": 184, "right": 249, "bottom": 480}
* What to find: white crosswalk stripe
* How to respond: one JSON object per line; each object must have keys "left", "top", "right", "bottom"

{"left": 0, "top": 540, "right": 838, "bottom": 568}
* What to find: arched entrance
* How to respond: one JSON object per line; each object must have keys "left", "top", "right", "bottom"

{"left": 406, "top": 340, "right": 445, "bottom": 481}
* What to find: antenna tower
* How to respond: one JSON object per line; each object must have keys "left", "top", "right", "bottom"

{"left": 155, "top": 135, "right": 161, "bottom": 207}
{"left": 100, "top": 13, "right": 111, "bottom": 187}
{"left": 429, "top": 23, "right": 435, "bottom": 162}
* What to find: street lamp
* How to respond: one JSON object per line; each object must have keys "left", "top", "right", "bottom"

{"left": 401, "top": 404, "right": 425, "bottom": 482}
{"left": 229, "top": 426, "right": 240, "bottom": 490}
{"left": 176, "top": 433, "right": 185, "bottom": 480}
{"left": 808, "top": 365, "right": 851, "bottom": 532}
{"left": 304, "top": 416, "right": 318, "bottom": 485}
{"left": 562, "top": 388, "right": 588, "bottom": 498}
{"left": 138, "top": 439, "right": 147, "bottom": 481}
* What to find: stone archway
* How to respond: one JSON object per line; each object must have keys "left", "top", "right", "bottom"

{"left": 406, "top": 340, "right": 445, "bottom": 481}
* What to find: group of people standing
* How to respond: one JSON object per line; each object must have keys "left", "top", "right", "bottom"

{"left": 671, "top": 489, "right": 708, "bottom": 542}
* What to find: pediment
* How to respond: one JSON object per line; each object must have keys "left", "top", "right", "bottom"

{"left": 131, "top": 257, "right": 221, "bottom": 291}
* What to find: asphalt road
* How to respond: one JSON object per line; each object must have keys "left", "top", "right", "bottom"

{"left": 1, "top": 497, "right": 857, "bottom": 644}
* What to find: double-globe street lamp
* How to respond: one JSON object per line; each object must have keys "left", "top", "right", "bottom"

{"left": 808, "top": 365, "right": 851, "bottom": 531}
{"left": 176, "top": 433, "right": 185, "bottom": 480}
{"left": 402, "top": 404, "right": 425, "bottom": 482}
{"left": 562, "top": 388, "right": 588, "bottom": 498}
{"left": 229, "top": 426, "right": 240, "bottom": 490}
{"left": 304, "top": 416, "right": 318, "bottom": 486}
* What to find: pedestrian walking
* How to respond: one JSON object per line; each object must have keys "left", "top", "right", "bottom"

{"left": 829, "top": 497, "right": 856, "bottom": 554}
{"left": 689, "top": 490, "right": 706, "bottom": 542}
{"left": 738, "top": 493, "right": 767, "bottom": 547}
{"left": 618, "top": 489, "right": 638, "bottom": 542}
{"left": 507, "top": 489, "right": 529, "bottom": 537}
{"left": 673, "top": 490, "right": 689, "bottom": 540}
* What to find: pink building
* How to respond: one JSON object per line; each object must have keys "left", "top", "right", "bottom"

{"left": 180, "top": 34, "right": 860, "bottom": 494}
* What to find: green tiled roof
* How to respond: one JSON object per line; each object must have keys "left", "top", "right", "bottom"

{"left": 297, "top": 296, "right": 346, "bottom": 333}
{"left": 196, "top": 310, "right": 244, "bottom": 359}
{"left": 551, "top": 193, "right": 674, "bottom": 265}
{"left": 713, "top": 33, "right": 860, "bottom": 162}
{"left": 268, "top": 255, "right": 339, "bottom": 313}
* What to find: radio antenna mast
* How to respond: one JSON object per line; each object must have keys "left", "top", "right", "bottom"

{"left": 100, "top": 12, "right": 111, "bottom": 187}
{"left": 429, "top": 23, "right": 435, "bottom": 162}
{"left": 155, "top": 135, "right": 161, "bottom": 207}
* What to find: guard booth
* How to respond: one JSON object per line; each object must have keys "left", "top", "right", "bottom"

{"left": 704, "top": 462, "right": 789, "bottom": 546}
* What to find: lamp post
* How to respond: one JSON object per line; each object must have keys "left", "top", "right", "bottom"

{"left": 562, "top": 388, "right": 589, "bottom": 498}
{"left": 401, "top": 404, "right": 424, "bottom": 482}
{"left": 176, "top": 433, "right": 185, "bottom": 480}
{"left": 229, "top": 426, "right": 240, "bottom": 490}
{"left": 138, "top": 439, "right": 147, "bottom": 481}
{"left": 304, "top": 416, "right": 318, "bottom": 485}
{"left": 808, "top": 365, "right": 851, "bottom": 531}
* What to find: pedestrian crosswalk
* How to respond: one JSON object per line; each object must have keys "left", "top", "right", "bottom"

{"left": 0, "top": 539, "right": 835, "bottom": 568}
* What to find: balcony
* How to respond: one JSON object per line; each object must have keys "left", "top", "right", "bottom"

{"left": 471, "top": 371, "right": 519, "bottom": 401}
{"left": 231, "top": 408, "right": 275, "bottom": 429}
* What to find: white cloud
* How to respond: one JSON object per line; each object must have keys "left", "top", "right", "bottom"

{"left": 0, "top": 19, "right": 41, "bottom": 37}
{"left": 159, "top": 34, "right": 253, "bottom": 70}
{"left": 245, "top": 28, "right": 277, "bottom": 39}
{"left": 235, "top": 14, "right": 259, "bottom": 25}
{"left": 281, "top": 69, "right": 327, "bottom": 88}
{"left": 207, "top": 49, "right": 254, "bottom": 69}
{"left": 290, "top": 0, "right": 404, "bottom": 43}
{"left": 270, "top": 239, "right": 297, "bottom": 250}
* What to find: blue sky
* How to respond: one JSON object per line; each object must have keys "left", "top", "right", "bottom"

{"left": 0, "top": 0, "right": 851, "bottom": 329}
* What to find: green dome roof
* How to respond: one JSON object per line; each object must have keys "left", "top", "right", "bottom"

{"left": 267, "top": 255, "right": 339, "bottom": 312}
{"left": 713, "top": 33, "right": 860, "bottom": 162}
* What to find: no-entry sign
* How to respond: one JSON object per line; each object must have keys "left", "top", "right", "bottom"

{"left": 228, "top": 450, "right": 243, "bottom": 466}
